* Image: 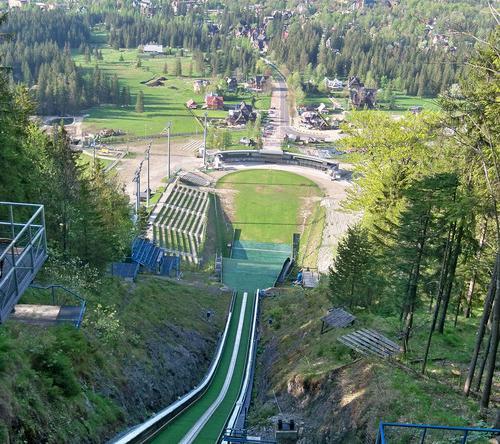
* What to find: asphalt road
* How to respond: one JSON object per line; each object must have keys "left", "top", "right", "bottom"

{"left": 263, "top": 79, "right": 290, "bottom": 151}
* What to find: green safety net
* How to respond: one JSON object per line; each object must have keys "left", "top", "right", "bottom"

{"left": 223, "top": 241, "right": 292, "bottom": 292}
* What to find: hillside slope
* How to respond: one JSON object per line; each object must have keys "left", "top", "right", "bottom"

{"left": 249, "top": 283, "right": 494, "bottom": 443}
{"left": 0, "top": 273, "right": 230, "bottom": 443}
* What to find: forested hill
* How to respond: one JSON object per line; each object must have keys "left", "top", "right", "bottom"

{"left": 262, "top": 0, "right": 495, "bottom": 96}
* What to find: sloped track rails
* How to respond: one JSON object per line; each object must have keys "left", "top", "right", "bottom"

{"left": 110, "top": 289, "right": 259, "bottom": 444}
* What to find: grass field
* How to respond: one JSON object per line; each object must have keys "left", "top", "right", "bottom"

{"left": 78, "top": 153, "right": 114, "bottom": 169}
{"left": 73, "top": 47, "right": 270, "bottom": 138}
{"left": 304, "top": 90, "right": 439, "bottom": 115}
{"left": 217, "top": 170, "right": 323, "bottom": 245}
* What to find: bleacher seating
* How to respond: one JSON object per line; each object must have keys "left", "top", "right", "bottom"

{"left": 152, "top": 183, "right": 210, "bottom": 264}
{"left": 160, "top": 256, "right": 180, "bottom": 277}
{"left": 132, "top": 238, "right": 165, "bottom": 272}
{"left": 111, "top": 262, "right": 140, "bottom": 281}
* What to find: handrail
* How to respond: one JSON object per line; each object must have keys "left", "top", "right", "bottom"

{"left": 110, "top": 290, "right": 238, "bottom": 444}
{"left": 376, "top": 422, "right": 500, "bottom": 444}
{"left": 28, "top": 284, "right": 87, "bottom": 329}
{"left": 0, "top": 204, "right": 44, "bottom": 262}
{"left": 29, "top": 284, "right": 87, "bottom": 305}
{"left": 221, "top": 289, "right": 260, "bottom": 443}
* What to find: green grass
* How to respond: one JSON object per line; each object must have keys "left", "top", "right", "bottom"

{"left": 72, "top": 47, "right": 270, "bottom": 138}
{"left": 217, "top": 170, "right": 323, "bottom": 244}
{"left": 379, "top": 94, "right": 440, "bottom": 114}
{"left": 251, "top": 283, "right": 487, "bottom": 438}
{"left": 1, "top": 272, "right": 230, "bottom": 442}
{"left": 151, "top": 291, "right": 255, "bottom": 443}
{"left": 78, "top": 153, "right": 114, "bottom": 170}
{"left": 149, "top": 186, "right": 166, "bottom": 208}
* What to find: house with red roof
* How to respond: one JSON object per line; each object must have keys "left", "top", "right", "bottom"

{"left": 205, "top": 93, "right": 224, "bottom": 110}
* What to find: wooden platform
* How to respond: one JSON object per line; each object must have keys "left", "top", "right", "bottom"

{"left": 320, "top": 308, "right": 355, "bottom": 333}
{"left": 10, "top": 304, "right": 84, "bottom": 327}
{"left": 338, "top": 328, "right": 401, "bottom": 358}
{"left": 302, "top": 271, "right": 319, "bottom": 288}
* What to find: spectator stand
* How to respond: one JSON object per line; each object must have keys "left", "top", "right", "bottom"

{"left": 110, "top": 262, "right": 140, "bottom": 282}
{"left": 0, "top": 202, "right": 48, "bottom": 325}
{"left": 132, "top": 237, "right": 165, "bottom": 273}
{"left": 320, "top": 307, "right": 356, "bottom": 334}
{"left": 160, "top": 255, "right": 181, "bottom": 278}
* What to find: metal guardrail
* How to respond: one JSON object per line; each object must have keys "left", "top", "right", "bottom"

{"left": 0, "top": 202, "right": 47, "bottom": 324}
{"left": 28, "top": 284, "right": 87, "bottom": 329}
{"left": 221, "top": 289, "right": 261, "bottom": 443}
{"left": 376, "top": 422, "right": 500, "bottom": 444}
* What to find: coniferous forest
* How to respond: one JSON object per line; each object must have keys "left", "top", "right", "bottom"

{"left": 0, "top": 0, "right": 498, "bottom": 442}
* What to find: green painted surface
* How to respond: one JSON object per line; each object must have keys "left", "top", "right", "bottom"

{"left": 223, "top": 240, "right": 292, "bottom": 292}
{"left": 151, "top": 291, "right": 255, "bottom": 443}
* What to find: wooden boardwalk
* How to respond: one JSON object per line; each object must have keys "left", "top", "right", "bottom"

{"left": 10, "top": 304, "right": 84, "bottom": 327}
{"left": 320, "top": 308, "right": 355, "bottom": 333}
{"left": 338, "top": 328, "right": 401, "bottom": 358}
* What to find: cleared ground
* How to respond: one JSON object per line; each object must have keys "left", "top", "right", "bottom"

{"left": 216, "top": 169, "right": 323, "bottom": 246}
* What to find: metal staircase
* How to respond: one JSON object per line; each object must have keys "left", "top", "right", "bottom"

{"left": 0, "top": 202, "right": 47, "bottom": 324}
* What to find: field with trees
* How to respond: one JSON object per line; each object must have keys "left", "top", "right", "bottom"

{"left": 0, "top": 1, "right": 498, "bottom": 442}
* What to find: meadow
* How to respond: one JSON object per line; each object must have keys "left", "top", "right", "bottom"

{"left": 304, "top": 90, "right": 439, "bottom": 115}
{"left": 73, "top": 47, "right": 270, "bottom": 138}
{"left": 217, "top": 169, "right": 323, "bottom": 246}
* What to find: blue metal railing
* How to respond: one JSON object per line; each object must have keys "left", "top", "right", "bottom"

{"left": 0, "top": 202, "right": 47, "bottom": 323}
{"left": 376, "top": 422, "right": 500, "bottom": 444}
{"left": 29, "top": 284, "right": 87, "bottom": 329}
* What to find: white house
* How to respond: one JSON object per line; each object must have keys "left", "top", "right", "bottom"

{"left": 324, "top": 77, "right": 344, "bottom": 90}
{"left": 143, "top": 44, "right": 164, "bottom": 54}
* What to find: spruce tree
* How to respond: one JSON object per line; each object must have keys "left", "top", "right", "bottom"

{"left": 328, "top": 224, "right": 373, "bottom": 309}
{"left": 135, "top": 90, "right": 145, "bottom": 113}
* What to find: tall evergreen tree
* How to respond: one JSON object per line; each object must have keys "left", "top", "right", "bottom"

{"left": 135, "top": 90, "right": 144, "bottom": 113}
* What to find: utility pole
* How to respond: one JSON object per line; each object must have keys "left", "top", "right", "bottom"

{"left": 145, "top": 140, "right": 151, "bottom": 208}
{"left": 203, "top": 112, "right": 208, "bottom": 168}
{"left": 162, "top": 122, "right": 172, "bottom": 179}
{"left": 133, "top": 160, "right": 144, "bottom": 223}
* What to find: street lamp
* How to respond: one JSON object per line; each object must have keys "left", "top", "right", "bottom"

{"left": 132, "top": 159, "right": 144, "bottom": 222}
{"left": 162, "top": 122, "right": 172, "bottom": 179}
{"left": 145, "top": 140, "right": 152, "bottom": 208}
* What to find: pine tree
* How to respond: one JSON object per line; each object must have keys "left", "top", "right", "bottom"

{"left": 135, "top": 90, "right": 145, "bottom": 113}
{"left": 328, "top": 224, "right": 373, "bottom": 309}
{"left": 174, "top": 57, "right": 182, "bottom": 76}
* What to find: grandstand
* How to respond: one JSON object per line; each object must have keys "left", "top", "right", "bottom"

{"left": 130, "top": 238, "right": 181, "bottom": 277}
{"left": 152, "top": 182, "right": 210, "bottom": 264}
{"left": 217, "top": 149, "right": 340, "bottom": 172}
{"left": 179, "top": 171, "right": 212, "bottom": 187}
